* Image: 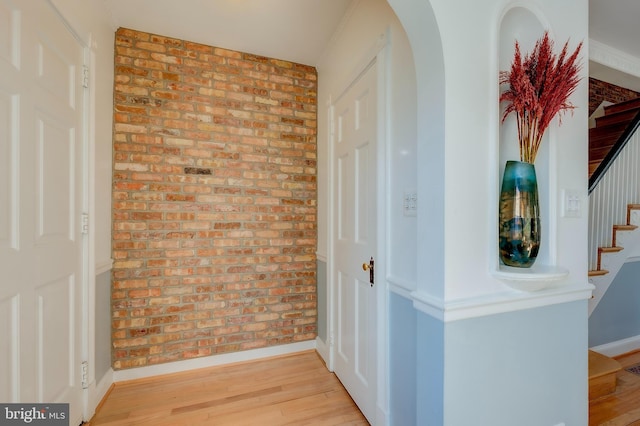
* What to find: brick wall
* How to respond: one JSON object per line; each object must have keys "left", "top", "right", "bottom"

{"left": 589, "top": 78, "right": 640, "bottom": 116}
{"left": 111, "top": 28, "right": 318, "bottom": 369}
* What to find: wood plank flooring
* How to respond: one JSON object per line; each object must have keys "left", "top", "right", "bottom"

{"left": 90, "top": 348, "right": 640, "bottom": 425}
{"left": 590, "top": 350, "right": 640, "bottom": 425}
{"left": 87, "top": 351, "right": 368, "bottom": 426}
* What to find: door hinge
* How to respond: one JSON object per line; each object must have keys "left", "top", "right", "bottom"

{"left": 81, "top": 361, "right": 89, "bottom": 389}
{"left": 81, "top": 213, "right": 89, "bottom": 234}
{"left": 82, "top": 66, "right": 89, "bottom": 88}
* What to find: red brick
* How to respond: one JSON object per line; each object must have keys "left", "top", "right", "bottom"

{"left": 112, "top": 28, "right": 317, "bottom": 370}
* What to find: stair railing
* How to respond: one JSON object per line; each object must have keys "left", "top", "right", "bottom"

{"left": 589, "top": 114, "right": 640, "bottom": 271}
{"left": 589, "top": 110, "right": 640, "bottom": 192}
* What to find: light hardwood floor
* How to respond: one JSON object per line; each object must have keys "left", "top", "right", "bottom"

{"left": 87, "top": 350, "right": 368, "bottom": 426}
{"left": 590, "top": 350, "right": 640, "bottom": 426}
{"left": 88, "top": 348, "right": 640, "bottom": 425}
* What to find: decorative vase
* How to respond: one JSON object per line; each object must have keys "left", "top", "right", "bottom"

{"left": 499, "top": 160, "right": 540, "bottom": 268}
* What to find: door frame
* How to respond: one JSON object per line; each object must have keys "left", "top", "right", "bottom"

{"left": 327, "top": 30, "right": 390, "bottom": 424}
{"left": 44, "top": 0, "right": 94, "bottom": 421}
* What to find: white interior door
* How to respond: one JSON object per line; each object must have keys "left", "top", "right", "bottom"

{"left": 0, "top": 1, "right": 86, "bottom": 423}
{"left": 332, "top": 60, "right": 378, "bottom": 423}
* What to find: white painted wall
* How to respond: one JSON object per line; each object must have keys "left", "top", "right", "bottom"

{"left": 387, "top": 1, "right": 592, "bottom": 424}
{"left": 590, "top": 261, "right": 640, "bottom": 347}
{"left": 316, "top": 0, "right": 418, "bottom": 291}
{"left": 382, "top": 0, "right": 592, "bottom": 321}
{"left": 426, "top": 0, "right": 589, "bottom": 302}
{"left": 630, "top": 248, "right": 640, "bottom": 259}
{"left": 444, "top": 301, "right": 588, "bottom": 426}
{"left": 316, "top": 2, "right": 418, "bottom": 421}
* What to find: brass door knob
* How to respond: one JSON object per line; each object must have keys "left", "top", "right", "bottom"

{"left": 362, "top": 257, "right": 374, "bottom": 286}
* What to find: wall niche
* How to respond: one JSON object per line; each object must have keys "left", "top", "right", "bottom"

{"left": 495, "top": 7, "right": 568, "bottom": 288}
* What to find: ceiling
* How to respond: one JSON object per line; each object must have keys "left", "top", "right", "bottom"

{"left": 103, "top": 0, "right": 640, "bottom": 89}
{"left": 590, "top": 0, "right": 640, "bottom": 59}
{"left": 589, "top": 0, "right": 640, "bottom": 91}
{"left": 102, "top": 0, "right": 354, "bottom": 66}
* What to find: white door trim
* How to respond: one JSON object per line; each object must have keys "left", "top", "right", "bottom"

{"left": 328, "top": 29, "right": 390, "bottom": 425}
{"left": 44, "top": 1, "right": 94, "bottom": 421}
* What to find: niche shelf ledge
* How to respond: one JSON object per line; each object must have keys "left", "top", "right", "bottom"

{"left": 493, "top": 264, "right": 569, "bottom": 292}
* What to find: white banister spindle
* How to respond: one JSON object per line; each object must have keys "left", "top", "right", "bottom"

{"left": 589, "top": 131, "right": 640, "bottom": 270}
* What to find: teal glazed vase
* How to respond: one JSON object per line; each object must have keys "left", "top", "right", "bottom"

{"left": 499, "top": 160, "right": 540, "bottom": 268}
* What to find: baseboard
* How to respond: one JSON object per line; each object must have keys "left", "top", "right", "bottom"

{"left": 625, "top": 255, "right": 640, "bottom": 264}
{"left": 84, "top": 368, "right": 114, "bottom": 421}
{"left": 316, "top": 336, "right": 329, "bottom": 365}
{"left": 112, "top": 340, "right": 316, "bottom": 382}
{"left": 95, "top": 259, "right": 113, "bottom": 275}
{"left": 591, "top": 334, "right": 640, "bottom": 357}
{"left": 95, "top": 368, "right": 114, "bottom": 405}
{"left": 376, "top": 404, "right": 390, "bottom": 426}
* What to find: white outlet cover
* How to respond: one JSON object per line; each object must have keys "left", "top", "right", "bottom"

{"left": 403, "top": 191, "right": 417, "bottom": 216}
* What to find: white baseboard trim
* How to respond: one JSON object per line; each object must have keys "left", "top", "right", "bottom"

{"left": 84, "top": 368, "right": 114, "bottom": 421}
{"left": 94, "top": 368, "right": 114, "bottom": 407}
{"left": 113, "top": 341, "right": 316, "bottom": 382}
{"left": 96, "top": 259, "right": 113, "bottom": 275}
{"left": 376, "top": 405, "right": 390, "bottom": 426}
{"left": 591, "top": 334, "right": 640, "bottom": 357}
{"left": 315, "top": 336, "right": 329, "bottom": 365}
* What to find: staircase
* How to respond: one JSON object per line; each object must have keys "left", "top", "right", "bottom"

{"left": 588, "top": 98, "right": 640, "bottom": 305}
{"left": 589, "top": 98, "right": 640, "bottom": 179}
{"left": 587, "top": 98, "right": 640, "bottom": 399}
{"left": 588, "top": 204, "right": 640, "bottom": 280}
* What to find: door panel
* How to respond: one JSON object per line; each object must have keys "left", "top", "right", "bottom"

{"left": 0, "top": 295, "right": 19, "bottom": 402}
{"left": 36, "top": 113, "right": 75, "bottom": 241}
{"left": 0, "top": 90, "right": 17, "bottom": 249}
{"left": 355, "top": 280, "right": 370, "bottom": 383}
{"left": 337, "top": 270, "right": 354, "bottom": 364}
{"left": 0, "top": 1, "right": 85, "bottom": 423}
{"left": 356, "top": 143, "right": 370, "bottom": 242}
{"left": 337, "top": 153, "right": 350, "bottom": 240}
{"left": 0, "top": 0, "right": 19, "bottom": 69}
{"left": 36, "top": 35, "right": 78, "bottom": 109}
{"left": 37, "top": 276, "right": 74, "bottom": 402}
{"left": 332, "top": 60, "right": 378, "bottom": 423}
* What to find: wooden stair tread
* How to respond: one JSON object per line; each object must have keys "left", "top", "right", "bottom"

{"left": 588, "top": 269, "right": 609, "bottom": 277}
{"left": 613, "top": 224, "right": 638, "bottom": 231}
{"left": 589, "top": 350, "right": 622, "bottom": 401}
{"left": 590, "top": 98, "right": 640, "bottom": 182}
{"left": 589, "top": 126, "right": 626, "bottom": 145}
{"left": 604, "top": 97, "right": 640, "bottom": 114}
{"left": 589, "top": 350, "right": 622, "bottom": 379}
{"left": 589, "top": 146, "right": 616, "bottom": 162}
{"left": 595, "top": 108, "right": 640, "bottom": 127}
{"left": 599, "top": 246, "right": 624, "bottom": 253}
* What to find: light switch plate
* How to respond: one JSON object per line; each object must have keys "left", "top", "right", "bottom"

{"left": 562, "top": 189, "right": 581, "bottom": 218}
